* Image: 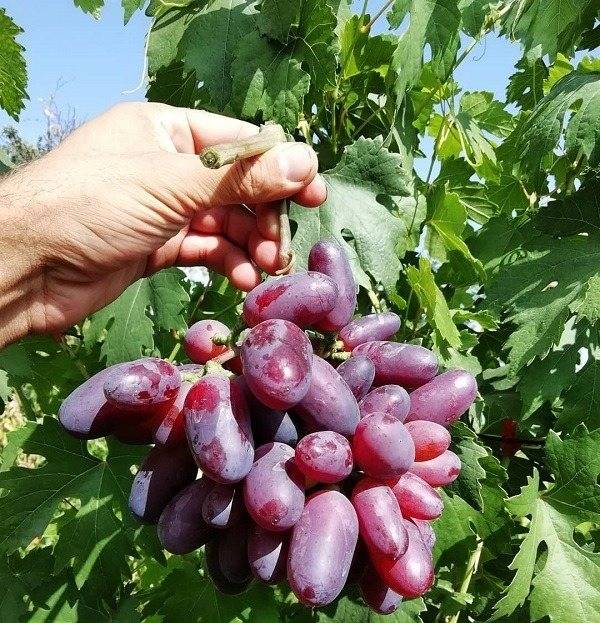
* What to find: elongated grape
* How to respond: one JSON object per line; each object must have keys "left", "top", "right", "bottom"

{"left": 336, "top": 356, "right": 375, "bottom": 401}
{"left": 104, "top": 357, "right": 181, "bottom": 414}
{"left": 410, "top": 450, "right": 461, "bottom": 487}
{"left": 129, "top": 444, "right": 197, "bottom": 523}
{"left": 201, "top": 483, "right": 244, "bottom": 529}
{"left": 294, "top": 356, "right": 360, "bottom": 437}
{"left": 340, "top": 312, "right": 401, "bottom": 351}
{"left": 353, "top": 341, "right": 438, "bottom": 388}
{"left": 113, "top": 409, "right": 162, "bottom": 444}
{"left": 288, "top": 490, "right": 358, "bottom": 607}
{"left": 243, "top": 272, "right": 338, "bottom": 328}
{"left": 241, "top": 319, "right": 313, "bottom": 410}
{"left": 184, "top": 319, "right": 232, "bottom": 364}
{"left": 373, "top": 521, "right": 434, "bottom": 598}
{"left": 353, "top": 413, "right": 415, "bottom": 479}
{"left": 205, "top": 539, "right": 252, "bottom": 595}
{"left": 153, "top": 381, "right": 192, "bottom": 448}
{"left": 405, "top": 420, "right": 451, "bottom": 461}
{"left": 308, "top": 240, "right": 356, "bottom": 331}
{"left": 405, "top": 370, "right": 477, "bottom": 426}
{"left": 218, "top": 523, "right": 252, "bottom": 584}
{"left": 295, "top": 431, "right": 353, "bottom": 484}
{"left": 184, "top": 375, "right": 254, "bottom": 484}
{"left": 359, "top": 562, "right": 403, "bottom": 615}
{"left": 347, "top": 539, "right": 369, "bottom": 584}
{"left": 359, "top": 385, "right": 410, "bottom": 421}
{"left": 388, "top": 472, "right": 443, "bottom": 520}
{"left": 157, "top": 478, "right": 214, "bottom": 554}
{"left": 411, "top": 518, "right": 436, "bottom": 550}
{"left": 247, "top": 524, "right": 289, "bottom": 584}
{"left": 58, "top": 367, "right": 120, "bottom": 439}
{"left": 352, "top": 478, "right": 408, "bottom": 560}
{"left": 243, "top": 443, "right": 305, "bottom": 532}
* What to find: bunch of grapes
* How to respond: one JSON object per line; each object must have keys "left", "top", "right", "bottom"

{"left": 58, "top": 240, "right": 477, "bottom": 614}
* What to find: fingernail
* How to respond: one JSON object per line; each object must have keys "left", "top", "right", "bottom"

{"left": 277, "top": 143, "right": 316, "bottom": 183}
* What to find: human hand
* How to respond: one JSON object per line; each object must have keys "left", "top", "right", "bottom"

{"left": 0, "top": 103, "right": 326, "bottom": 344}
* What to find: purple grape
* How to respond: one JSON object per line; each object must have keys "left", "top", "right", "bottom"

{"left": 157, "top": 478, "right": 214, "bottom": 554}
{"left": 339, "top": 312, "right": 401, "bottom": 350}
{"left": 336, "top": 356, "right": 375, "bottom": 401}
{"left": 201, "top": 483, "right": 244, "bottom": 529}
{"left": 218, "top": 523, "right": 252, "bottom": 584}
{"left": 405, "top": 369, "right": 478, "bottom": 426}
{"left": 411, "top": 518, "right": 436, "bottom": 550}
{"left": 353, "top": 341, "right": 438, "bottom": 388}
{"left": 241, "top": 319, "right": 313, "bottom": 410}
{"left": 112, "top": 407, "right": 162, "bottom": 445}
{"left": 295, "top": 431, "right": 353, "bottom": 484}
{"left": 294, "top": 356, "right": 360, "bottom": 437}
{"left": 353, "top": 413, "right": 415, "bottom": 479}
{"left": 347, "top": 539, "right": 369, "bottom": 584}
{"left": 308, "top": 240, "right": 357, "bottom": 331}
{"left": 184, "top": 319, "right": 232, "bottom": 364}
{"left": 243, "top": 272, "right": 338, "bottom": 328}
{"left": 243, "top": 443, "right": 305, "bottom": 532}
{"left": 205, "top": 538, "right": 252, "bottom": 595}
{"left": 129, "top": 444, "right": 197, "bottom": 523}
{"left": 359, "top": 385, "right": 410, "bottom": 421}
{"left": 405, "top": 420, "right": 452, "bottom": 461}
{"left": 388, "top": 472, "right": 443, "bottom": 520}
{"left": 288, "top": 490, "right": 359, "bottom": 607}
{"left": 410, "top": 450, "right": 462, "bottom": 487}
{"left": 359, "top": 562, "right": 402, "bottom": 615}
{"left": 247, "top": 523, "right": 289, "bottom": 584}
{"left": 153, "top": 381, "right": 192, "bottom": 448}
{"left": 184, "top": 375, "right": 254, "bottom": 484}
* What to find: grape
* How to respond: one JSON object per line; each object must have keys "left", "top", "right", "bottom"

{"left": 288, "top": 490, "right": 359, "bottom": 607}
{"left": 405, "top": 369, "right": 477, "bottom": 426}
{"left": 295, "top": 431, "right": 353, "bottom": 484}
{"left": 411, "top": 518, "right": 436, "bottom": 550}
{"left": 177, "top": 363, "right": 205, "bottom": 374}
{"left": 157, "top": 478, "right": 214, "bottom": 554}
{"left": 359, "top": 385, "right": 410, "bottom": 421}
{"left": 353, "top": 413, "right": 415, "bottom": 479}
{"left": 351, "top": 478, "right": 408, "bottom": 560}
{"left": 58, "top": 367, "right": 120, "bottom": 439}
{"left": 339, "top": 312, "right": 401, "bottom": 351}
{"left": 218, "top": 523, "right": 253, "bottom": 584}
{"left": 373, "top": 520, "right": 434, "bottom": 598}
{"left": 201, "top": 483, "right": 244, "bottom": 529}
{"left": 347, "top": 539, "right": 369, "bottom": 584}
{"left": 388, "top": 472, "right": 443, "bottom": 520}
{"left": 243, "top": 442, "right": 305, "bottom": 532}
{"left": 336, "top": 356, "right": 375, "bottom": 401}
{"left": 405, "top": 420, "right": 451, "bottom": 461}
{"left": 410, "top": 450, "right": 461, "bottom": 487}
{"left": 153, "top": 381, "right": 192, "bottom": 448}
{"left": 353, "top": 341, "right": 438, "bottom": 388}
{"left": 184, "top": 319, "right": 232, "bottom": 364}
{"left": 308, "top": 240, "right": 356, "bottom": 331}
{"left": 223, "top": 355, "right": 244, "bottom": 376}
{"left": 241, "top": 319, "right": 313, "bottom": 410}
{"left": 243, "top": 272, "right": 338, "bottom": 328}
{"left": 112, "top": 409, "right": 161, "bottom": 444}
{"left": 205, "top": 538, "right": 252, "bottom": 595}
{"left": 184, "top": 375, "right": 254, "bottom": 484}
{"left": 104, "top": 357, "right": 181, "bottom": 414}
{"left": 294, "top": 356, "right": 360, "bottom": 437}
{"left": 247, "top": 523, "right": 289, "bottom": 584}
{"left": 128, "top": 444, "right": 197, "bottom": 523}
{"left": 359, "top": 562, "right": 402, "bottom": 615}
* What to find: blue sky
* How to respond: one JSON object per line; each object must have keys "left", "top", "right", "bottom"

{"left": 1, "top": 1, "right": 521, "bottom": 143}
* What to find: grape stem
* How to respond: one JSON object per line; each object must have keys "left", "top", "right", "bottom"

{"left": 361, "top": 0, "right": 394, "bottom": 33}
{"left": 478, "top": 433, "right": 546, "bottom": 446}
{"left": 445, "top": 539, "right": 483, "bottom": 623}
{"left": 275, "top": 198, "right": 295, "bottom": 275}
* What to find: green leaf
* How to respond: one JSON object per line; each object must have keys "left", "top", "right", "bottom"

{"left": 316, "top": 591, "right": 425, "bottom": 622}
{"left": 0, "top": 8, "right": 28, "bottom": 119}
{"left": 492, "top": 427, "right": 600, "bottom": 622}
{"left": 506, "top": 56, "right": 547, "bottom": 111}
{"left": 73, "top": 0, "right": 104, "bottom": 17}
{"left": 122, "top": 0, "right": 146, "bottom": 23}
{"left": 84, "top": 269, "right": 189, "bottom": 365}
{"left": 457, "top": 0, "right": 496, "bottom": 37}
{"left": 147, "top": 6, "right": 197, "bottom": 77}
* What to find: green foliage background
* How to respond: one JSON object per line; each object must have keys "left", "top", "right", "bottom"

{"left": 0, "top": 0, "right": 599, "bottom": 621}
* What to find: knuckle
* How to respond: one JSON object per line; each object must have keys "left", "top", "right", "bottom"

{"left": 232, "top": 157, "right": 273, "bottom": 200}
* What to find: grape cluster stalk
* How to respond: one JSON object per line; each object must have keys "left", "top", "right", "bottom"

{"left": 58, "top": 240, "right": 477, "bottom": 614}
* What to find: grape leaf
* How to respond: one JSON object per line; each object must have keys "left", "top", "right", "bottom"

{"left": 506, "top": 56, "right": 547, "bottom": 111}
{"left": 83, "top": 269, "right": 189, "bottom": 365}
{"left": 492, "top": 426, "right": 600, "bottom": 622}
{"left": 73, "top": 0, "right": 104, "bottom": 17}
{"left": 0, "top": 556, "right": 29, "bottom": 621}
{"left": 316, "top": 592, "right": 425, "bottom": 622}
{"left": 122, "top": 0, "right": 145, "bottom": 23}
{"left": 457, "top": 0, "right": 496, "bottom": 37}
{"left": 0, "top": 8, "right": 28, "bottom": 120}
{"left": 147, "top": 6, "right": 197, "bottom": 77}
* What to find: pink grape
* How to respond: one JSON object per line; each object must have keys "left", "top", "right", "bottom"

{"left": 153, "top": 381, "right": 192, "bottom": 448}
{"left": 184, "top": 375, "right": 254, "bottom": 484}
{"left": 388, "top": 472, "right": 443, "bottom": 520}
{"left": 353, "top": 341, "right": 438, "bottom": 388}
{"left": 288, "top": 490, "right": 359, "bottom": 607}
{"left": 405, "top": 369, "right": 477, "bottom": 426}
{"left": 340, "top": 312, "right": 401, "bottom": 350}
{"left": 352, "top": 413, "right": 415, "bottom": 479}
{"left": 308, "top": 240, "right": 356, "bottom": 331}
{"left": 294, "top": 356, "right": 360, "bottom": 437}
{"left": 410, "top": 450, "right": 462, "bottom": 487}
{"left": 201, "top": 483, "right": 244, "bottom": 529}
{"left": 405, "top": 420, "right": 452, "bottom": 461}
{"left": 295, "top": 431, "right": 353, "bottom": 484}
{"left": 373, "top": 520, "right": 434, "bottom": 598}
{"left": 243, "top": 443, "right": 305, "bottom": 532}
{"left": 243, "top": 272, "right": 338, "bottom": 328}
{"left": 184, "top": 319, "right": 232, "bottom": 364}
{"left": 411, "top": 518, "right": 436, "bottom": 550}
{"left": 247, "top": 524, "right": 289, "bottom": 584}
{"left": 351, "top": 478, "right": 408, "bottom": 560}
{"left": 359, "top": 385, "right": 410, "bottom": 421}
{"left": 336, "top": 355, "right": 375, "bottom": 401}
{"left": 241, "top": 319, "right": 313, "bottom": 410}
{"left": 359, "top": 562, "right": 403, "bottom": 615}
